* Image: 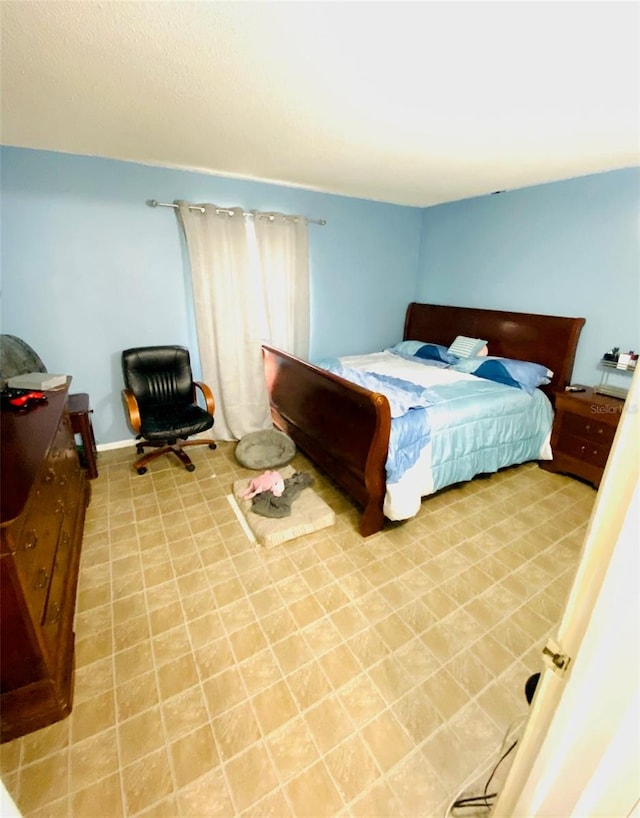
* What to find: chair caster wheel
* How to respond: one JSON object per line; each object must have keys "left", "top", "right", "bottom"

{"left": 186, "top": 464, "right": 196, "bottom": 472}
{"left": 209, "top": 443, "right": 217, "bottom": 450}
{"left": 136, "top": 467, "right": 147, "bottom": 475}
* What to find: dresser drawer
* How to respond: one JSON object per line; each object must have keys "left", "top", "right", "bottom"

{"left": 561, "top": 412, "right": 616, "bottom": 446}
{"left": 55, "top": 412, "right": 74, "bottom": 447}
{"left": 12, "top": 514, "right": 62, "bottom": 625}
{"left": 33, "top": 440, "right": 74, "bottom": 505}
{"left": 43, "top": 476, "right": 81, "bottom": 632}
{"left": 12, "top": 461, "right": 64, "bottom": 547}
{"left": 10, "top": 434, "right": 77, "bottom": 624}
{"left": 42, "top": 528, "right": 71, "bottom": 643}
{"left": 556, "top": 433, "right": 611, "bottom": 469}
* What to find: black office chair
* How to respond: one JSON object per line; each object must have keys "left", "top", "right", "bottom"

{"left": 121, "top": 345, "right": 216, "bottom": 474}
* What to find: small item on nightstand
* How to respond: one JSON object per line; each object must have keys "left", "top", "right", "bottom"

{"left": 565, "top": 385, "right": 586, "bottom": 392}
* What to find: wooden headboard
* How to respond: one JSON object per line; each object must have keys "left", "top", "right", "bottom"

{"left": 403, "top": 303, "right": 585, "bottom": 397}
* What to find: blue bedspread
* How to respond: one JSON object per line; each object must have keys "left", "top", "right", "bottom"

{"left": 418, "top": 377, "right": 552, "bottom": 493}
{"left": 322, "top": 362, "right": 439, "bottom": 417}
{"left": 318, "top": 355, "right": 553, "bottom": 516}
{"left": 323, "top": 363, "right": 436, "bottom": 483}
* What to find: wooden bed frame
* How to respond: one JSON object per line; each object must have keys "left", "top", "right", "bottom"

{"left": 262, "top": 303, "right": 585, "bottom": 536}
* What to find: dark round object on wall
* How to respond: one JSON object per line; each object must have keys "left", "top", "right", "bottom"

{"left": 0, "top": 335, "right": 47, "bottom": 387}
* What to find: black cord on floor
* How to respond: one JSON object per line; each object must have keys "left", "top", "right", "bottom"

{"left": 483, "top": 739, "right": 518, "bottom": 807}
{"left": 450, "top": 793, "right": 497, "bottom": 809}
{"left": 451, "top": 739, "right": 519, "bottom": 812}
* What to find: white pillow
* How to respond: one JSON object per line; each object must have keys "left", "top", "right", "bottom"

{"left": 448, "top": 335, "right": 488, "bottom": 358}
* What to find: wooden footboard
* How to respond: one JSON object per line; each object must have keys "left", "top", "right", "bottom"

{"left": 262, "top": 345, "right": 391, "bottom": 536}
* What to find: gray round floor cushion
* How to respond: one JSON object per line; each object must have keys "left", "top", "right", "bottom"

{"left": 235, "top": 429, "right": 296, "bottom": 470}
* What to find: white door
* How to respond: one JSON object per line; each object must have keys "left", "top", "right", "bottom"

{"left": 492, "top": 367, "right": 640, "bottom": 818}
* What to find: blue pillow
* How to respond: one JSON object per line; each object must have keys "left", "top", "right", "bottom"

{"left": 387, "top": 341, "right": 459, "bottom": 365}
{"left": 451, "top": 356, "right": 553, "bottom": 395}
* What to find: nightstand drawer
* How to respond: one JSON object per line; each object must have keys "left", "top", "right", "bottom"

{"left": 557, "top": 433, "right": 611, "bottom": 469}
{"left": 561, "top": 412, "right": 617, "bottom": 446}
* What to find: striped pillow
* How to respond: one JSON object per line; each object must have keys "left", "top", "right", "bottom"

{"left": 448, "top": 335, "right": 488, "bottom": 358}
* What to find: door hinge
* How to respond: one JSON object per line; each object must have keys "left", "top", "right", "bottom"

{"left": 542, "top": 638, "right": 571, "bottom": 676}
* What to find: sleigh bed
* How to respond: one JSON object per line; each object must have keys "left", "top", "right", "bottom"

{"left": 262, "top": 303, "right": 585, "bottom": 536}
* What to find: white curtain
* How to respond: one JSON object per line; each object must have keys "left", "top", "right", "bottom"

{"left": 177, "top": 203, "right": 309, "bottom": 441}
{"left": 252, "top": 211, "right": 310, "bottom": 359}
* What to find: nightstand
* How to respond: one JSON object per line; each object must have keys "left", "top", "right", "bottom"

{"left": 540, "top": 387, "right": 624, "bottom": 487}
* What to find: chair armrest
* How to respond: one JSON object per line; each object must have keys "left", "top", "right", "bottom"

{"left": 121, "top": 388, "right": 142, "bottom": 434}
{"left": 194, "top": 381, "right": 215, "bottom": 416}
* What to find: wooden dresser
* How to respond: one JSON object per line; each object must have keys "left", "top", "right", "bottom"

{"left": 541, "top": 387, "right": 624, "bottom": 488}
{"left": 1, "top": 380, "right": 89, "bottom": 742}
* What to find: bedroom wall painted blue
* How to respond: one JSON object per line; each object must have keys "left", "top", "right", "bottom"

{"left": 416, "top": 168, "right": 640, "bottom": 388}
{"left": 1, "top": 147, "right": 422, "bottom": 444}
{"left": 2, "top": 147, "right": 637, "bottom": 448}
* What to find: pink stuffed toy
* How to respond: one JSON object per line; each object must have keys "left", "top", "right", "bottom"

{"left": 240, "top": 470, "right": 285, "bottom": 499}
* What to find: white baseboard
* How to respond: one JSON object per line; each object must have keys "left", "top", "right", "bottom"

{"left": 96, "top": 439, "right": 134, "bottom": 452}
{"left": 96, "top": 433, "right": 230, "bottom": 453}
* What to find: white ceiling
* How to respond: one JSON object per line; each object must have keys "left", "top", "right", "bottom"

{"left": 1, "top": 1, "right": 638, "bottom": 207}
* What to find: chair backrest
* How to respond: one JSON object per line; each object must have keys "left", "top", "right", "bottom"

{"left": 122, "top": 346, "right": 195, "bottom": 409}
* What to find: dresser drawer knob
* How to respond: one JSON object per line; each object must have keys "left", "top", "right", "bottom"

{"left": 35, "top": 567, "right": 49, "bottom": 589}
{"left": 584, "top": 424, "right": 590, "bottom": 432}
{"left": 24, "top": 531, "right": 38, "bottom": 550}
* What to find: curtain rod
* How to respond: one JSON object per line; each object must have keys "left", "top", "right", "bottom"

{"left": 146, "top": 199, "right": 326, "bottom": 225}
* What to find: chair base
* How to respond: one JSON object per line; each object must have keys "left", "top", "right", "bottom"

{"left": 133, "top": 438, "right": 217, "bottom": 474}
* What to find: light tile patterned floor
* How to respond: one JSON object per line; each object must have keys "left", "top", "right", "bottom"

{"left": 1, "top": 442, "right": 596, "bottom": 818}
